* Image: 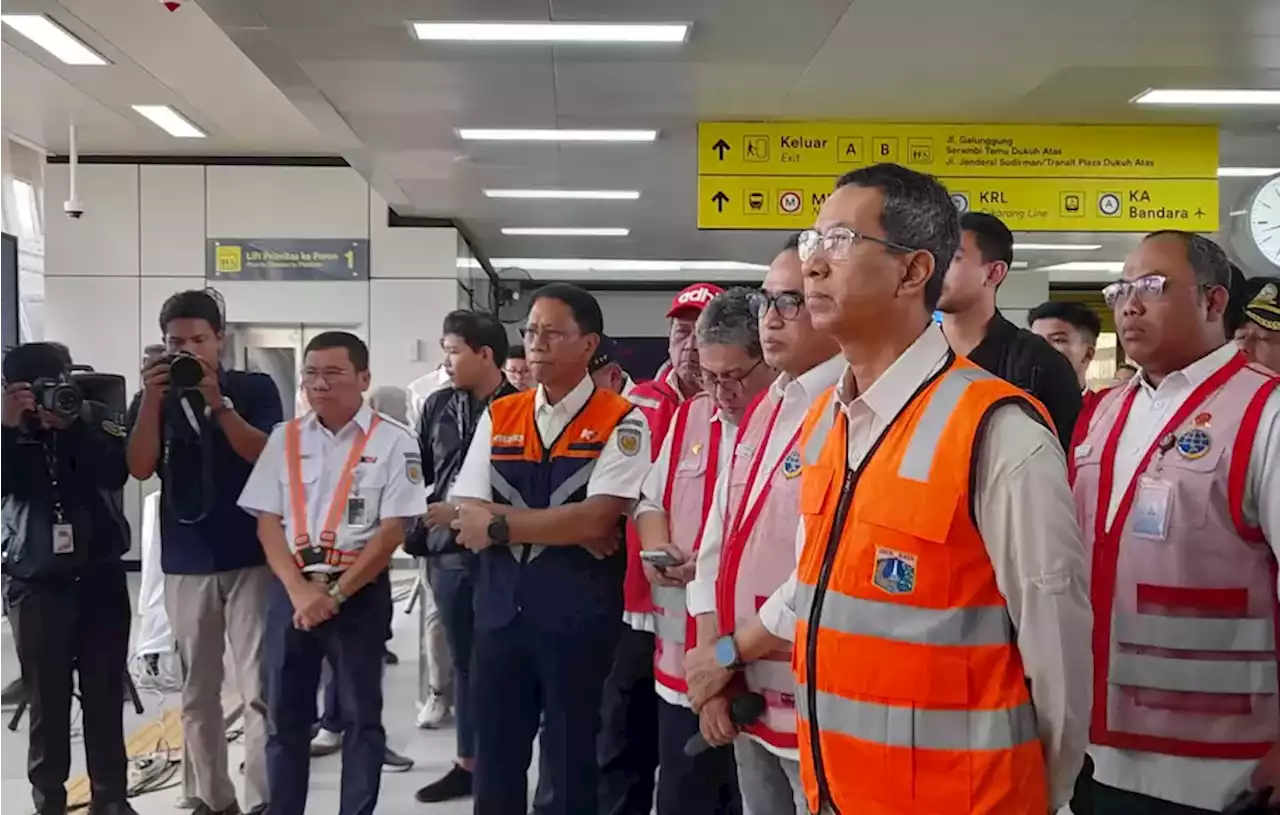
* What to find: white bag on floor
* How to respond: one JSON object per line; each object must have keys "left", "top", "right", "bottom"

{"left": 131, "top": 490, "right": 181, "bottom": 691}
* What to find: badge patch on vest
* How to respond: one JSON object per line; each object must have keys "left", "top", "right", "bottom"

{"left": 617, "top": 426, "right": 641, "bottom": 457}
{"left": 873, "top": 547, "right": 917, "bottom": 595}
{"left": 1175, "top": 427, "right": 1211, "bottom": 460}
{"left": 493, "top": 433, "right": 524, "bottom": 445}
{"left": 579, "top": 428, "right": 597, "bottom": 441}
{"left": 782, "top": 449, "right": 802, "bottom": 479}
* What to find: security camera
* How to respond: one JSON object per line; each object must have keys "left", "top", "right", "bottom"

{"left": 64, "top": 199, "right": 84, "bottom": 219}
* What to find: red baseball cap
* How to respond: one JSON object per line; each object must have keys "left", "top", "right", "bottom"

{"left": 666, "top": 283, "right": 724, "bottom": 318}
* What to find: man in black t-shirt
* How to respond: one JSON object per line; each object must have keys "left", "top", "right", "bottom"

{"left": 126, "top": 290, "right": 282, "bottom": 815}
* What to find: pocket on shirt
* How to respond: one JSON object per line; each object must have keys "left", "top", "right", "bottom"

{"left": 354, "top": 467, "right": 389, "bottom": 526}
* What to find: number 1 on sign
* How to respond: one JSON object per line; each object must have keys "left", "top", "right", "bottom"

{"left": 345, "top": 249, "right": 355, "bottom": 269}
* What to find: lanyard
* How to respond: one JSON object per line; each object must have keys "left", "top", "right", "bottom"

{"left": 285, "top": 415, "right": 382, "bottom": 549}
{"left": 42, "top": 434, "right": 64, "bottom": 523}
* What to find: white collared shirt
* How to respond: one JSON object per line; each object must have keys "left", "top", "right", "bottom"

{"left": 758, "top": 324, "right": 1092, "bottom": 809}
{"left": 450, "top": 374, "right": 651, "bottom": 504}
{"left": 685, "top": 356, "right": 845, "bottom": 759}
{"left": 1089, "top": 343, "right": 1280, "bottom": 811}
{"left": 238, "top": 404, "right": 428, "bottom": 572}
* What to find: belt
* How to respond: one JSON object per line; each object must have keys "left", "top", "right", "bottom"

{"left": 293, "top": 545, "right": 359, "bottom": 570}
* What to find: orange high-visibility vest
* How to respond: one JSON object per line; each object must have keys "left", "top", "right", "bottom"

{"left": 794, "top": 358, "right": 1051, "bottom": 815}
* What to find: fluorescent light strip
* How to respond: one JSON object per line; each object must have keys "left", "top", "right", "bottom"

{"left": 1040, "top": 261, "right": 1125, "bottom": 273}
{"left": 1013, "top": 243, "right": 1101, "bottom": 251}
{"left": 1011, "top": 261, "right": 1029, "bottom": 270}
{"left": 457, "top": 128, "right": 657, "bottom": 142}
{"left": 1133, "top": 89, "right": 1280, "bottom": 106}
{"left": 485, "top": 189, "right": 641, "bottom": 200}
{"left": 460, "top": 258, "right": 769, "bottom": 272}
{"left": 413, "top": 22, "right": 688, "bottom": 43}
{"left": 502, "top": 227, "right": 630, "bottom": 237}
{"left": 132, "top": 105, "right": 206, "bottom": 138}
{"left": 1, "top": 15, "right": 107, "bottom": 65}
{"left": 1218, "top": 167, "right": 1280, "bottom": 178}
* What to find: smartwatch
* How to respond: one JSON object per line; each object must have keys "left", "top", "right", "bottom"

{"left": 487, "top": 514, "right": 510, "bottom": 546}
{"left": 714, "top": 635, "right": 742, "bottom": 671}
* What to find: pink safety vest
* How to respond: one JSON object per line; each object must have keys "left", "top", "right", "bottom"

{"left": 716, "top": 390, "right": 805, "bottom": 751}
{"left": 652, "top": 393, "right": 722, "bottom": 697}
{"left": 1073, "top": 352, "right": 1280, "bottom": 759}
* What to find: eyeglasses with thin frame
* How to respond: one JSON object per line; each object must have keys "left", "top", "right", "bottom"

{"left": 699, "top": 358, "right": 765, "bottom": 396}
{"left": 1101, "top": 274, "right": 1221, "bottom": 309}
{"left": 797, "top": 226, "right": 918, "bottom": 263}
{"left": 301, "top": 366, "right": 355, "bottom": 385}
{"left": 520, "top": 326, "right": 581, "bottom": 345}
{"left": 748, "top": 289, "right": 805, "bottom": 321}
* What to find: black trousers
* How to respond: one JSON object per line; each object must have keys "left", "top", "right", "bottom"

{"left": 472, "top": 615, "right": 617, "bottom": 815}
{"left": 426, "top": 554, "right": 478, "bottom": 761}
{"left": 655, "top": 700, "right": 741, "bottom": 815}
{"left": 1089, "top": 779, "right": 1215, "bottom": 814}
{"left": 596, "top": 625, "right": 660, "bottom": 815}
{"left": 7, "top": 566, "right": 132, "bottom": 815}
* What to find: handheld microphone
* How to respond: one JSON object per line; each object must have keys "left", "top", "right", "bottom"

{"left": 683, "top": 692, "right": 767, "bottom": 757}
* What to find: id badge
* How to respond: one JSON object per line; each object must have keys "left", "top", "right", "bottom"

{"left": 52, "top": 522, "right": 75, "bottom": 555}
{"left": 1131, "top": 477, "right": 1173, "bottom": 540}
{"left": 346, "top": 496, "right": 367, "bottom": 527}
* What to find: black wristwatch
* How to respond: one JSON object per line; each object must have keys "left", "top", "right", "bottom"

{"left": 487, "top": 514, "right": 510, "bottom": 546}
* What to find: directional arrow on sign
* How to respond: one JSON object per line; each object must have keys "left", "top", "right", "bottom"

{"left": 712, "top": 191, "right": 730, "bottom": 212}
{"left": 712, "top": 139, "right": 731, "bottom": 160}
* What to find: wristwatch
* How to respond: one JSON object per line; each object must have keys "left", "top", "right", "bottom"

{"left": 487, "top": 514, "right": 510, "bottom": 546}
{"left": 211, "top": 396, "right": 234, "bottom": 417}
{"left": 714, "top": 634, "right": 742, "bottom": 671}
{"left": 327, "top": 583, "right": 346, "bottom": 606}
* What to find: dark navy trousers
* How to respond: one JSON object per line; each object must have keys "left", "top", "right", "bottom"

{"left": 473, "top": 614, "right": 618, "bottom": 815}
{"left": 264, "top": 572, "right": 391, "bottom": 815}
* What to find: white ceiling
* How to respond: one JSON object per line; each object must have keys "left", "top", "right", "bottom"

{"left": 4, "top": 0, "right": 1280, "bottom": 279}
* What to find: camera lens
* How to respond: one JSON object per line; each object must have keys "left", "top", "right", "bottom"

{"left": 44, "top": 382, "right": 83, "bottom": 419}
{"left": 169, "top": 354, "right": 204, "bottom": 389}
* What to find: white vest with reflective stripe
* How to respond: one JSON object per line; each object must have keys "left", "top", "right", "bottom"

{"left": 653, "top": 394, "right": 719, "bottom": 701}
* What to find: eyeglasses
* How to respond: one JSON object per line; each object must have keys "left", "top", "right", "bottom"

{"left": 748, "top": 289, "right": 805, "bottom": 321}
{"left": 520, "top": 326, "right": 580, "bottom": 345}
{"left": 699, "top": 358, "right": 765, "bottom": 396}
{"left": 797, "top": 226, "right": 918, "bottom": 263}
{"left": 301, "top": 367, "right": 354, "bottom": 385}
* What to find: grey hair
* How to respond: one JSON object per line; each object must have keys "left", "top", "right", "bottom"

{"left": 696, "top": 286, "right": 762, "bottom": 359}
{"left": 368, "top": 385, "right": 412, "bottom": 425}
{"left": 835, "top": 163, "right": 960, "bottom": 311}
{"left": 1146, "top": 230, "right": 1232, "bottom": 289}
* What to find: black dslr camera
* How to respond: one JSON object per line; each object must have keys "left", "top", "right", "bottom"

{"left": 30, "top": 375, "right": 83, "bottom": 421}
{"left": 163, "top": 351, "right": 205, "bottom": 390}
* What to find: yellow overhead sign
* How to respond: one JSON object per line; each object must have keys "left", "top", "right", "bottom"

{"left": 697, "top": 122, "right": 1219, "bottom": 180}
{"left": 697, "top": 176, "right": 1219, "bottom": 233}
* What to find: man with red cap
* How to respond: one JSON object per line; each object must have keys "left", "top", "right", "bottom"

{"left": 598, "top": 282, "right": 723, "bottom": 815}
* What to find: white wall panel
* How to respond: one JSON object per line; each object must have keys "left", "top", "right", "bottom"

{"left": 206, "top": 166, "right": 369, "bottom": 239}
{"left": 217, "top": 281, "right": 369, "bottom": 325}
{"left": 997, "top": 269, "right": 1050, "bottom": 327}
{"left": 140, "top": 277, "right": 206, "bottom": 346}
{"left": 593, "top": 291, "right": 682, "bottom": 338}
{"left": 370, "top": 193, "right": 457, "bottom": 279}
{"left": 368, "top": 279, "right": 459, "bottom": 389}
{"left": 44, "top": 164, "right": 140, "bottom": 277}
{"left": 44, "top": 275, "right": 141, "bottom": 391}
{"left": 141, "top": 165, "right": 205, "bottom": 277}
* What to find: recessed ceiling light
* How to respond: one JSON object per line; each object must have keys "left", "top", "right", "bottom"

{"left": 485, "top": 189, "right": 641, "bottom": 200}
{"left": 457, "top": 128, "right": 658, "bottom": 142}
{"left": 1040, "top": 261, "right": 1125, "bottom": 273}
{"left": 1, "top": 14, "right": 108, "bottom": 65}
{"left": 1013, "top": 243, "right": 1102, "bottom": 251}
{"left": 502, "top": 227, "right": 630, "bottom": 237}
{"left": 1218, "top": 167, "right": 1280, "bottom": 178}
{"left": 412, "top": 22, "right": 689, "bottom": 43}
{"left": 1133, "top": 89, "right": 1280, "bottom": 106}
{"left": 132, "top": 105, "right": 206, "bottom": 138}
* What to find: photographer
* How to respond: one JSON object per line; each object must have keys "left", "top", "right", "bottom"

{"left": 126, "top": 290, "right": 282, "bottom": 815}
{"left": 2, "top": 342, "right": 134, "bottom": 815}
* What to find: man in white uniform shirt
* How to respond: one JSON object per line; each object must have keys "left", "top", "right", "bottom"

{"left": 682, "top": 236, "right": 842, "bottom": 814}
{"left": 238, "top": 332, "right": 427, "bottom": 815}
{"left": 1072, "top": 232, "right": 1280, "bottom": 814}
{"left": 634, "top": 287, "right": 776, "bottom": 815}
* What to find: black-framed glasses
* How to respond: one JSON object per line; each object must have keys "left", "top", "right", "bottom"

{"left": 748, "top": 289, "right": 805, "bottom": 321}
{"left": 797, "top": 226, "right": 918, "bottom": 263}
{"left": 699, "top": 358, "right": 765, "bottom": 396}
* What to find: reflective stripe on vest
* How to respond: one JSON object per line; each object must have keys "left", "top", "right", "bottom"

{"left": 794, "top": 582, "right": 1013, "bottom": 647}
{"left": 284, "top": 415, "right": 381, "bottom": 570}
{"left": 896, "top": 367, "right": 991, "bottom": 481}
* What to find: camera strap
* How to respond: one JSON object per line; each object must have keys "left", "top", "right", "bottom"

{"left": 284, "top": 414, "right": 382, "bottom": 570}
{"left": 41, "top": 435, "right": 65, "bottom": 524}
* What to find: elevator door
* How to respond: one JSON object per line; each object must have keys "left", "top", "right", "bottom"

{"left": 223, "top": 324, "right": 361, "bottom": 420}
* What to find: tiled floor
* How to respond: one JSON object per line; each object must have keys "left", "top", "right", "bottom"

{"left": 0, "top": 573, "right": 495, "bottom": 815}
